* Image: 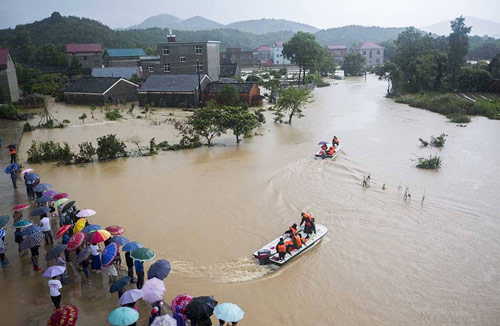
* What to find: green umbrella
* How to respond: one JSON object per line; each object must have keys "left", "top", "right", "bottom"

{"left": 12, "top": 220, "right": 32, "bottom": 228}
{"left": 108, "top": 307, "right": 139, "bottom": 326}
{"left": 55, "top": 198, "right": 69, "bottom": 207}
{"left": 130, "top": 247, "right": 155, "bottom": 261}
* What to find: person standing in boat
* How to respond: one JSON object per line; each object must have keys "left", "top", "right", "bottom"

{"left": 276, "top": 238, "right": 290, "bottom": 260}
{"left": 332, "top": 136, "right": 339, "bottom": 146}
{"left": 300, "top": 213, "right": 316, "bottom": 238}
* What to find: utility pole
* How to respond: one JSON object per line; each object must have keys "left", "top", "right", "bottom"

{"left": 196, "top": 59, "right": 202, "bottom": 106}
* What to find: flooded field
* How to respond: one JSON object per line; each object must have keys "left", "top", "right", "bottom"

{"left": 2, "top": 74, "right": 500, "bottom": 325}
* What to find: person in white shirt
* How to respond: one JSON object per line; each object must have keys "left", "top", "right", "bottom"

{"left": 40, "top": 214, "right": 53, "bottom": 245}
{"left": 48, "top": 276, "right": 62, "bottom": 309}
{"left": 90, "top": 243, "right": 102, "bottom": 272}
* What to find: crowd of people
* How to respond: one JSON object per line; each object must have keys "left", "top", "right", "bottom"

{"left": 2, "top": 152, "right": 245, "bottom": 326}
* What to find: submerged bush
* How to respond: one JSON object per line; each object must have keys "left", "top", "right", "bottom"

{"left": 430, "top": 133, "right": 447, "bottom": 147}
{"left": 75, "top": 141, "right": 96, "bottom": 163}
{"left": 105, "top": 109, "right": 122, "bottom": 121}
{"left": 417, "top": 155, "right": 442, "bottom": 169}
{"left": 448, "top": 114, "right": 471, "bottom": 123}
{"left": 96, "top": 134, "right": 127, "bottom": 160}
{"left": 27, "top": 141, "right": 74, "bottom": 164}
{"left": 23, "top": 122, "right": 33, "bottom": 132}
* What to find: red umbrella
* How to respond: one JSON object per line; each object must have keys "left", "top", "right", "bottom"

{"left": 105, "top": 225, "right": 124, "bottom": 236}
{"left": 86, "top": 230, "right": 111, "bottom": 244}
{"left": 48, "top": 304, "right": 79, "bottom": 326}
{"left": 56, "top": 225, "right": 72, "bottom": 239}
{"left": 12, "top": 204, "right": 30, "bottom": 212}
{"left": 66, "top": 233, "right": 86, "bottom": 251}
{"left": 52, "top": 193, "right": 69, "bottom": 201}
{"left": 171, "top": 294, "right": 193, "bottom": 320}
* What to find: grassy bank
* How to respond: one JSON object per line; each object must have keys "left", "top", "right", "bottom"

{"left": 395, "top": 93, "right": 500, "bottom": 120}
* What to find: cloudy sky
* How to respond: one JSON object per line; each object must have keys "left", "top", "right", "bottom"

{"left": 0, "top": 0, "right": 498, "bottom": 29}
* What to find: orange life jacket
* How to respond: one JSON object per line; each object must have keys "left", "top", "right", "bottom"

{"left": 329, "top": 148, "right": 334, "bottom": 155}
{"left": 10, "top": 149, "right": 16, "bottom": 154}
{"left": 277, "top": 244, "right": 287, "bottom": 253}
{"left": 304, "top": 214, "right": 314, "bottom": 227}
{"left": 289, "top": 226, "right": 297, "bottom": 235}
{"left": 333, "top": 137, "right": 339, "bottom": 144}
{"left": 293, "top": 234, "right": 303, "bottom": 247}
{"left": 321, "top": 145, "right": 327, "bottom": 150}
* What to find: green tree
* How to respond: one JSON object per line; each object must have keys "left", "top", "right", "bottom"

{"left": 457, "top": 67, "right": 491, "bottom": 92}
{"left": 273, "top": 87, "right": 314, "bottom": 124}
{"left": 342, "top": 53, "right": 366, "bottom": 76}
{"left": 79, "top": 113, "right": 87, "bottom": 124}
{"left": 488, "top": 53, "right": 500, "bottom": 79}
{"left": 448, "top": 16, "right": 472, "bottom": 88}
{"left": 222, "top": 106, "right": 260, "bottom": 143}
{"left": 96, "top": 134, "right": 127, "bottom": 160}
{"left": 68, "top": 57, "right": 81, "bottom": 76}
{"left": 375, "top": 62, "right": 402, "bottom": 95}
{"left": 218, "top": 84, "right": 239, "bottom": 106}
{"left": 312, "top": 48, "right": 337, "bottom": 76}
{"left": 129, "top": 73, "right": 140, "bottom": 84}
{"left": 283, "top": 32, "right": 323, "bottom": 84}
{"left": 187, "top": 101, "right": 226, "bottom": 145}
{"left": 413, "top": 51, "right": 448, "bottom": 91}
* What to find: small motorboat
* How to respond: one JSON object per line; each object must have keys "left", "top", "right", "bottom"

{"left": 253, "top": 224, "right": 328, "bottom": 268}
{"left": 315, "top": 144, "right": 342, "bottom": 160}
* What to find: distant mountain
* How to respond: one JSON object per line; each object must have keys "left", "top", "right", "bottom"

{"left": 315, "top": 25, "right": 407, "bottom": 47}
{"left": 177, "top": 16, "right": 223, "bottom": 31}
{"left": 128, "top": 13, "right": 182, "bottom": 30}
{"left": 126, "top": 14, "right": 318, "bottom": 34}
{"left": 422, "top": 16, "right": 500, "bottom": 38}
{"left": 226, "top": 18, "right": 319, "bottom": 34}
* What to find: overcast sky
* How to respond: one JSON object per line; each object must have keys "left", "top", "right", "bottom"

{"left": 0, "top": 0, "right": 498, "bottom": 30}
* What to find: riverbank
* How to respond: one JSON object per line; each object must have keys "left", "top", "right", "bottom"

{"left": 395, "top": 92, "right": 500, "bottom": 121}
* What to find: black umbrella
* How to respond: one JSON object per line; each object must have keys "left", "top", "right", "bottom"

{"left": 147, "top": 259, "right": 171, "bottom": 280}
{"left": 109, "top": 276, "right": 132, "bottom": 293}
{"left": 77, "top": 247, "right": 91, "bottom": 263}
{"left": 30, "top": 206, "right": 50, "bottom": 217}
{"left": 45, "top": 244, "right": 67, "bottom": 261}
{"left": 185, "top": 296, "right": 218, "bottom": 321}
{"left": 61, "top": 201, "right": 76, "bottom": 213}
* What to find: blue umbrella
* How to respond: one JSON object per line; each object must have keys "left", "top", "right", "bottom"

{"left": 214, "top": 303, "right": 244, "bottom": 322}
{"left": 30, "top": 206, "right": 50, "bottom": 217}
{"left": 4, "top": 163, "right": 18, "bottom": 174}
{"left": 101, "top": 243, "right": 118, "bottom": 267}
{"left": 33, "top": 183, "right": 52, "bottom": 192}
{"left": 122, "top": 241, "right": 143, "bottom": 252}
{"left": 318, "top": 141, "right": 328, "bottom": 145}
{"left": 82, "top": 224, "right": 101, "bottom": 234}
{"left": 0, "top": 215, "right": 9, "bottom": 228}
{"left": 20, "top": 232, "right": 43, "bottom": 249}
{"left": 108, "top": 307, "right": 139, "bottom": 326}
{"left": 0, "top": 228, "right": 5, "bottom": 239}
{"left": 109, "top": 276, "right": 132, "bottom": 293}
{"left": 147, "top": 259, "right": 171, "bottom": 280}
{"left": 110, "top": 236, "right": 129, "bottom": 246}
{"left": 35, "top": 196, "right": 52, "bottom": 204}
{"left": 12, "top": 219, "right": 32, "bottom": 228}
{"left": 21, "top": 224, "right": 42, "bottom": 236}
{"left": 25, "top": 173, "right": 40, "bottom": 181}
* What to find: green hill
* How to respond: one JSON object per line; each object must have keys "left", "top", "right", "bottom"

{"left": 226, "top": 18, "right": 319, "bottom": 35}
{"left": 315, "top": 25, "right": 407, "bottom": 46}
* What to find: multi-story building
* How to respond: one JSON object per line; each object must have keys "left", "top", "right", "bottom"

{"left": 66, "top": 43, "right": 103, "bottom": 70}
{"left": 351, "top": 42, "right": 384, "bottom": 67}
{"left": 326, "top": 44, "right": 347, "bottom": 64}
{"left": 138, "top": 56, "right": 161, "bottom": 80}
{"left": 103, "top": 48, "right": 146, "bottom": 67}
{"left": 253, "top": 45, "right": 271, "bottom": 61}
{"left": 271, "top": 42, "right": 290, "bottom": 65}
{"left": 220, "top": 48, "right": 254, "bottom": 68}
{"left": 157, "top": 35, "right": 220, "bottom": 81}
{"left": 0, "top": 49, "right": 20, "bottom": 103}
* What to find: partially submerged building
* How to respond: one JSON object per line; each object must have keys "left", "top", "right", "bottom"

{"left": 63, "top": 77, "right": 138, "bottom": 105}
{"left": 138, "top": 74, "right": 212, "bottom": 108}
{"left": 204, "top": 82, "right": 262, "bottom": 106}
{"left": 326, "top": 45, "right": 347, "bottom": 64}
{"left": 351, "top": 42, "right": 384, "bottom": 67}
{"left": 66, "top": 43, "right": 103, "bottom": 70}
{"left": 103, "top": 48, "right": 146, "bottom": 67}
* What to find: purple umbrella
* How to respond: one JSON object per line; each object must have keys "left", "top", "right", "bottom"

{"left": 119, "top": 289, "right": 143, "bottom": 305}
{"left": 141, "top": 277, "right": 166, "bottom": 303}
{"left": 43, "top": 265, "right": 66, "bottom": 278}
{"left": 318, "top": 141, "right": 328, "bottom": 145}
{"left": 43, "top": 190, "right": 58, "bottom": 198}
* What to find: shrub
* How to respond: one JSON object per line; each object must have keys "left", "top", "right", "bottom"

{"left": 448, "top": 114, "right": 471, "bottom": 123}
{"left": 430, "top": 133, "right": 447, "bottom": 147}
{"left": 105, "top": 109, "right": 122, "bottom": 121}
{"left": 75, "top": 142, "right": 96, "bottom": 163}
{"left": 23, "top": 122, "right": 33, "bottom": 132}
{"left": 27, "top": 141, "right": 74, "bottom": 164}
{"left": 0, "top": 104, "right": 18, "bottom": 119}
{"left": 416, "top": 155, "right": 442, "bottom": 169}
{"left": 96, "top": 134, "right": 127, "bottom": 160}
{"left": 79, "top": 113, "right": 87, "bottom": 124}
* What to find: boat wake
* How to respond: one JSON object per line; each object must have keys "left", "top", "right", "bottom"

{"left": 170, "top": 257, "right": 275, "bottom": 283}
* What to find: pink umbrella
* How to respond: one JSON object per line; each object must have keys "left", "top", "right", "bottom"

{"left": 52, "top": 193, "right": 69, "bottom": 201}
{"left": 21, "top": 168, "right": 34, "bottom": 175}
{"left": 66, "top": 233, "right": 86, "bottom": 251}
{"left": 171, "top": 294, "right": 193, "bottom": 320}
{"left": 141, "top": 277, "right": 166, "bottom": 303}
{"left": 12, "top": 204, "right": 30, "bottom": 212}
{"left": 76, "top": 209, "right": 96, "bottom": 218}
{"left": 105, "top": 225, "right": 124, "bottom": 236}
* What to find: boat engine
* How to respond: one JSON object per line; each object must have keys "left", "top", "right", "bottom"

{"left": 257, "top": 249, "right": 271, "bottom": 265}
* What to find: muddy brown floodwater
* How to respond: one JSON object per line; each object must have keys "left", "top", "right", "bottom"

{"left": 1, "top": 75, "right": 500, "bottom": 326}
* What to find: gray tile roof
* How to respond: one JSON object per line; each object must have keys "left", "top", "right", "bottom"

{"left": 138, "top": 74, "right": 208, "bottom": 93}
{"left": 63, "top": 77, "right": 123, "bottom": 94}
{"left": 91, "top": 67, "right": 139, "bottom": 79}
{"left": 205, "top": 82, "right": 256, "bottom": 94}
{"left": 220, "top": 64, "right": 238, "bottom": 78}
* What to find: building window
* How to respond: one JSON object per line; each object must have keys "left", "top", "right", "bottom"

{"left": 164, "top": 64, "right": 170, "bottom": 72}
{"left": 83, "top": 56, "right": 88, "bottom": 60}
{"left": 362, "top": 51, "right": 366, "bottom": 55}
{"left": 163, "top": 47, "right": 169, "bottom": 55}
{"left": 195, "top": 46, "right": 203, "bottom": 55}
{"left": 369, "top": 51, "right": 372, "bottom": 58}
{"left": 376, "top": 59, "right": 380, "bottom": 63}
{"left": 196, "top": 62, "right": 203, "bottom": 71}
{"left": 180, "top": 56, "right": 186, "bottom": 62}
{"left": 149, "top": 66, "right": 154, "bottom": 73}
{"left": 377, "top": 51, "right": 380, "bottom": 55}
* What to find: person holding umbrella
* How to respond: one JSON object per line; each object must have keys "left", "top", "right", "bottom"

{"left": 14, "top": 228, "right": 25, "bottom": 256}
{"left": 90, "top": 243, "right": 102, "bottom": 273}
{"left": 9, "top": 165, "right": 17, "bottom": 189}
{"left": 9, "top": 145, "right": 16, "bottom": 164}
{"left": 135, "top": 259, "right": 144, "bottom": 289}
{"left": 40, "top": 214, "right": 54, "bottom": 245}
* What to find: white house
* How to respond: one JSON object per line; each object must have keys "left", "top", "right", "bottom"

{"left": 271, "top": 42, "right": 291, "bottom": 65}
{"left": 351, "top": 42, "right": 384, "bottom": 67}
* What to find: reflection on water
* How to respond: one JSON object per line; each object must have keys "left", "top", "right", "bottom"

{"left": 2, "top": 75, "right": 500, "bottom": 326}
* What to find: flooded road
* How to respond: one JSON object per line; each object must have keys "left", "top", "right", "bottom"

{"left": 2, "top": 75, "right": 500, "bottom": 325}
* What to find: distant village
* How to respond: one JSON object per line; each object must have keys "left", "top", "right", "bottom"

{"left": 0, "top": 30, "right": 384, "bottom": 108}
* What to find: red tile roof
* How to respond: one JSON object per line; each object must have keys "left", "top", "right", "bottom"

{"left": 0, "top": 48, "right": 9, "bottom": 68}
{"left": 255, "top": 45, "right": 271, "bottom": 51}
{"left": 274, "top": 42, "right": 285, "bottom": 47}
{"left": 66, "top": 43, "right": 102, "bottom": 54}
{"left": 353, "top": 42, "right": 384, "bottom": 50}
{"left": 327, "top": 44, "right": 347, "bottom": 50}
